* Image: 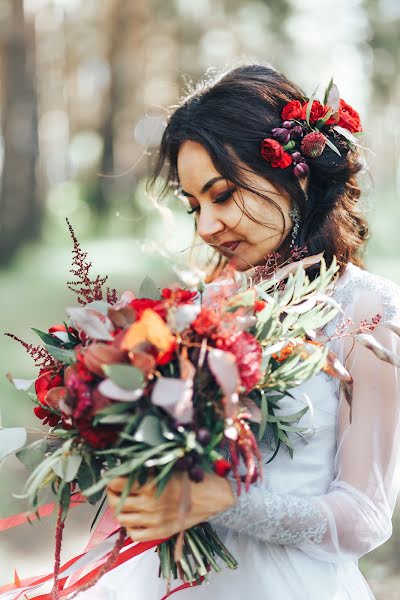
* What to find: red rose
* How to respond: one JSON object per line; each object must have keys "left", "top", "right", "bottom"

{"left": 281, "top": 100, "right": 302, "bottom": 121}
{"left": 214, "top": 458, "right": 232, "bottom": 477}
{"left": 34, "top": 405, "right": 60, "bottom": 427}
{"left": 129, "top": 298, "right": 167, "bottom": 320}
{"left": 277, "top": 152, "right": 293, "bottom": 169}
{"left": 261, "top": 139, "right": 293, "bottom": 169}
{"left": 35, "top": 368, "right": 64, "bottom": 404}
{"left": 301, "top": 100, "right": 333, "bottom": 124}
{"left": 337, "top": 98, "right": 362, "bottom": 133}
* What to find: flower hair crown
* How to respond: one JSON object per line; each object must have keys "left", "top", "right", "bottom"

{"left": 260, "top": 78, "right": 364, "bottom": 178}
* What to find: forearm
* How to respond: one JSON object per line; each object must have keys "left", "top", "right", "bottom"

{"left": 208, "top": 481, "right": 328, "bottom": 546}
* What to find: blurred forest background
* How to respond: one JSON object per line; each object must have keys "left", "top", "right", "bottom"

{"left": 0, "top": 0, "right": 400, "bottom": 597}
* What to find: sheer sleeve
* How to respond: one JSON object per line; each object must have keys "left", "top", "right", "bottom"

{"left": 209, "top": 271, "right": 400, "bottom": 562}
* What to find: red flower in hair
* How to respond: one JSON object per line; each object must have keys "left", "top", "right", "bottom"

{"left": 261, "top": 139, "right": 293, "bottom": 169}
{"left": 337, "top": 98, "right": 362, "bottom": 133}
{"left": 301, "top": 100, "right": 334, "bottom": 125}
{"left": 281, "top": 100, "right": 302, "bottom": 121}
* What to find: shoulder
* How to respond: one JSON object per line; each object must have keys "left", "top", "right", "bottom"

{"left": 332, "top": 262, "right": 400, "bottom": 323}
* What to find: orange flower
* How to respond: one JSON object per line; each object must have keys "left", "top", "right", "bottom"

{"left": 272, "top": 338, "right": 304, "bottom": 362}
{"left": 121, "top": 308, "right": 176, "bottom": 356}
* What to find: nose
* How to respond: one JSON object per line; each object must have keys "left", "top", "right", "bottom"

{"left": 196, "top": 205, "right": 225, "bottom": 243}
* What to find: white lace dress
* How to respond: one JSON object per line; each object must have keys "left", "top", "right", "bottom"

{"left": 81, "top": 261, "right": 400, "bottom": 600}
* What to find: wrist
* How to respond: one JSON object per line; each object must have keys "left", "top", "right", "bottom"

{"left": 185, "top": 472, "right": 236, "bottom": 528}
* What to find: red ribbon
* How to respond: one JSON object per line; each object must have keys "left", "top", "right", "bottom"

{"left": 0, "top": 531, "right": 202, "bottom": 599}
{"left": 0, "top": 495, "right": 85, "bottom": 533}
{"left": 1, "top": 503, "right": 202, "bottom": 599}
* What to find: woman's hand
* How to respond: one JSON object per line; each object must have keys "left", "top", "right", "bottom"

{"left": 106, "top": 471, "right": 236, "bottom": 542}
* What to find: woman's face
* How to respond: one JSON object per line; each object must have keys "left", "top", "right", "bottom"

{"left": 177, "top": 140, "right": 295, "bottom": 271}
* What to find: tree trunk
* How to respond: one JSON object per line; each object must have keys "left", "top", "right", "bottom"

{"left": 0, "top": 0, "right": 40, "bottom": 267}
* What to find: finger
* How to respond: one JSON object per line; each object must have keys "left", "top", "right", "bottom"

{"left": 126, "top": 528, "right": 162, "bottom": 543}
{"left": 107, "top": 489, "right": 149, "bottom": 512}
{"left": 106, "top": 477, "right": 131, "bottom": 493}
{"left": 115, "top": 511, "right": 156, "bottom": 528}
{"left": 107, "top": 477, "right": 156, "bottom": 495}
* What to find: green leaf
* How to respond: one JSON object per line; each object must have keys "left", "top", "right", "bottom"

{"left": 102, "top": 364, "right": 144, "bottom": 391}
{"left": 258, "top": 391, "right": 268, "bottom": 441}
{"left": 332, "top": 125, "right": 358, "bottom": 145}
{"left": 324, "top": 137, "right": 341, "bottom": 157}
{"left": 133, "top": 415, "right": 165, "bottom": 446}
{"left": 82, "top": 444, "right": 175, "bottom": 497}
{"left": 145, "top": 449, "right": 183, "bottom": 468}
{"left": 97, "top": 414, "right": 130, "bottom": 425}
{"left": 58, "top": 482, "right": 71, "bottom": 522}
{"left": 32, "top": 328, "right": 64, "bottom": 347}
{"left": 138, "top": 276, "right": 160, "bottom": 300}
{"left": 0, "top": 427, "right": 27, "bottom": 462}
{"left": 44, "top": 344, "right": 76, "bottom": 364}
{"left": 115, "top": 472, "right": 137, "bottom": 515}
{"left": 16, "top": 439, "right": 48, "bottom": 472}
{"left": 305, "top": 84, "right": 319, "bottom": 125}
{"left": 226, "top": 288, "right": 256, "bottom": 311}
{"left": 52, "top": 454, "right": 82, "bottom": 483}
{"left": 323, "top": 77, "right": 334, "bottom": 105}
{"left": 278, "top": 424, "right": 309, "bottom": 433}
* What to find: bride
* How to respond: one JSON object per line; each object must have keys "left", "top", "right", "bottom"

{"left": 85, "top": 63, "right": 400, "bottom": 599}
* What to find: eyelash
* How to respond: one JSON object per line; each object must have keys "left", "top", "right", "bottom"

{"left": 186, "top": 189, "right": 235, "bottom": 215}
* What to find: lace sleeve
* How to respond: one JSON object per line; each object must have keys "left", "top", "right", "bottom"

{"left": 209, "top": 267, "right": 400, "bottom": 562}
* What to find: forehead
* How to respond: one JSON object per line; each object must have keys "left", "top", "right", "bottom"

{"left": 177, "top": 140, "right": 220, "bottom": 190}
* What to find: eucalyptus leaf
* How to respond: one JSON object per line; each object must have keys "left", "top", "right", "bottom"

{"left": 133, "top": 415, "right": 165, "bottom": 446}
{"left": 0, "top": 427, "right": 27, "bottom": 462}
{"left": 102, "top": 364, "right": 144, "bottom": 391}
{"left": 138, "top": 276, "right": 160, "bottom": 300}
{"left": 16, "top": 439, "right": 48, "bottom": 472}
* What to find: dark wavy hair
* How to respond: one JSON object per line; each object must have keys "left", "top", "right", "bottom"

{"left": 148, "top": 62, "right": 370, "bottom": 280}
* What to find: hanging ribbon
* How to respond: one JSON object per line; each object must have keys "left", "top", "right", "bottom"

{"left": 0, "top": 526, "right": 203, "bottom": 600}
{"left": 0, "top": 494, "right": 86, "bottom": 533}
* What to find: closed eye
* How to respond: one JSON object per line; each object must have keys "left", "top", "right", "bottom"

{"left": 186, "top": 188, "right": 236, "bottom": 215}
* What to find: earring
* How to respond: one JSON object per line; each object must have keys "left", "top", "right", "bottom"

{"left": 289, "top": 205, "right": 301, "bottom": 249}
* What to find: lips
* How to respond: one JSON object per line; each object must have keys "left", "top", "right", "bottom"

{"left": 219, "top": 241, "right": 240, "bottom": 254}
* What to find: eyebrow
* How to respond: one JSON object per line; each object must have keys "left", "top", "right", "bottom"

{"left": 180, "top": 176, "right": 225, "bottom": 197}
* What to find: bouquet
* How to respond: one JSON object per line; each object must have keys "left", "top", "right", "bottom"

{"left": 2, "top": 222, "right": 385, "bottom": 598}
